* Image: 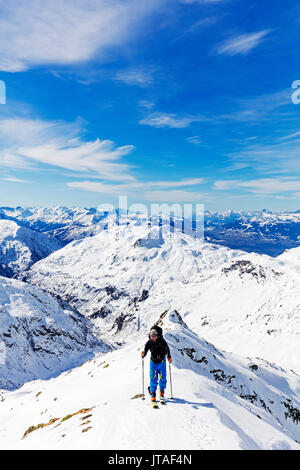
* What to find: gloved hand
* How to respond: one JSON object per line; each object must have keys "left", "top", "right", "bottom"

{"left": 168, "top": 357, "right": 172, "bottom": 363}
{"left": 141, "top": 351, "right": 145, "bottom": 358}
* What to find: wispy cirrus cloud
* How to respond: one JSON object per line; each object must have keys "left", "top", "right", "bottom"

{"left": 0, "top": 112, "right": 207, "bottom": 202}
{"left": 0, "top": 169, "right": 32, "bottom": 184}
{"left": 224, "top": 136, "right": 300, "bottom": 175}
{"left": 181, "top": 0, "right": 226, "bottom": 4}
{"left": 147, "top": 178, "right": 205, "bottom": 188}
{"left": 139, "top": 111, "right": 207, "bottom": 128}
{"left": 218, "top": 88, "right": 291, "bottom": 124}
{"left": 68, "top": 178, "right": 207, "bottom": 202}
{"left": 67, "top": 176, "right": 208, "bottom": 202}
{"left": 67, "top": 181, "right": 208, "bottom": 203}
{"left": 186, "top": 135, "right": 203, "bottom": 144}
{"left": 20, "top": 139, "right": 135, "bottom": 181}
{"left": 213, "top": 179, "right": 239, "bottom": 190}
{"left": 1, "top": 176, "right": 31, "bottom": 184}
{"left": 183, "top": 16, "right": 219, "bottom": 34}
{"left": 114, "top": 67, "right": 157, "bottom": 88}
{"left": 144, "top": 189, "right": 206, "bottom": 202}
{"left": 138, "top": 100, "right": 156, "bottom": 110}
{"left": 67, "top": 177, "right": 205, "bottom": 193}
{"left": 216, "top": 29, "right": 273, "bottom": 56}
{"left": 0, "top": 117, "right": 135, "bottom": 181}
{"left": 0, "top": 0, "right": 166, "bottom": 72}
{"left": 213, "top": 177, "right": 300, "bottom": 196}
{"left": 278, "top": 130, "right": 300, "bottom": 141}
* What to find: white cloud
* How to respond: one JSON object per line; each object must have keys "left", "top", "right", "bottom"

{"left": 0, "top": 0, "right": 164, "bottom": 72}
{"left": 0, "top": 118, "right": 56, "bottom": 145}
{"left": 0, "top": 117, "right": 135, "bottom": 181}
{"left": 213, "top": 179, "right": 239, "bottom": 190}
{"left": 67, "top": 181, "right": 125, "bottom": 194}
{"left": 0, "top": 112, "right": 207, "bottom": 197}
{"left": 181, "top": 0, "right": 225, "bottom": 3}
{"left": 212, "top": 88, "right": 291, "bottom": 125}
{"left": 138, "top": 100, "right": 156, "bottom": 109}
{"left": 213, "top": 177, "right": 300, "bottom": 195}
{"left": 139, "top": 112, "right": 204, "bottom": 128}
{"left": 1, "top": 175, "right": 31, "bottom": 184}
{"left": 279, "top": 130, "right": 300, "bottom": 141}
{"left": 225, "top": 137, "right": 300, "bottom": 174}
{"left": 186, "top": 135, "right": 203, "bottom": 144}
{"left": 216, "top": 30, "right": 272, "bottom": 56}
{"left": 144, "top": 189, "right": 205, "bottom": 202}
{"left": 239, "top": 178, "right": 300, "bottom": 194}
{"left": 68, "top": 181, "right": 207, "bottom": 203}
{"left": 183, "top": 17, "right": 219, "bottom": 35}
{"left": 148, "top": 178, "right": 205, "bottom": 188}
{"left": 20, "top": 140, "right": 135, "bottom": 181}
{"left": 67, "top": 177, "right": 205, "bottom": 194}
{"left": 115, "top": 67, "right": 156, "bottom": 88}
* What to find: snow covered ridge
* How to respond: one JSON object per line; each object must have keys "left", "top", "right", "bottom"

{"left": 163, "top": 311, "right": 300, "bottom": 441}
{"left": 0, "top": 219, "right": 63, "bottom": 277}
{"left": 0, "top": 310, "right": 299, "bottom": 450}
{"left": 23, "top": 220, "right": 300, "bottom": 373}
{"left": 0, "top": 276, "right": 110, "bottom": 390}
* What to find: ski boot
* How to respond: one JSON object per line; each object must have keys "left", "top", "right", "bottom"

{"left": 159, "top": 390, "right": 166, "bottom": 404}
{"left": 151, "top": 392, "right": 158, "bottom": 409}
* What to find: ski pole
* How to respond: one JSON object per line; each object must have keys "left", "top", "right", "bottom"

{"left": 169, "top": 362, "right": 174, "bottom": 399}
{"left": 142, "top": 357, "right": 145, "bottom": 400}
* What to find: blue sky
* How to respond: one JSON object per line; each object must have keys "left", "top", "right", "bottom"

{"left": 0, "top": 0, "right": 300, "bottom": 211}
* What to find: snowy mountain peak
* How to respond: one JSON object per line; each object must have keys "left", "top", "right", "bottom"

{"left": 156, "top": 308, "right": 189, "bottom": 331}
{"left": 0, "top": 219, "right": 63, "bottom": 277}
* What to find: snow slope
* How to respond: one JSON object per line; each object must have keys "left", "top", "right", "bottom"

{"left": 0, "top": 219, "right": 63, "bottom": 277}
{"left": 0, "top": 276, "right": 110, "bottom": 390}
{"left": 24, "top": 216, "right": 300, "bottom": 373}
{"left": 0, "top": 311, "right": 299, "bottom": 450}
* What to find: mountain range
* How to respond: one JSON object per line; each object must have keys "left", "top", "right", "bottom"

{"left": 1, "top": 206, "right": 300, "bottom": 256}
{"left": 0, "top": 207, "right": 299, "bottom": 449}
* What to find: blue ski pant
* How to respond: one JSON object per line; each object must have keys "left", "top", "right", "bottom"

{"left": 150, "top": 359, "right": 167, "bottom": 394}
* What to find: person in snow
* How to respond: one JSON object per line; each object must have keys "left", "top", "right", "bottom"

{"left": 141, "top": 325, "right": 172, "bottom": 403}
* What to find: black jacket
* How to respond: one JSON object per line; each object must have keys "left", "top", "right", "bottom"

{"left": 144, "top": 337, "right": 171, "bottom": 364}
